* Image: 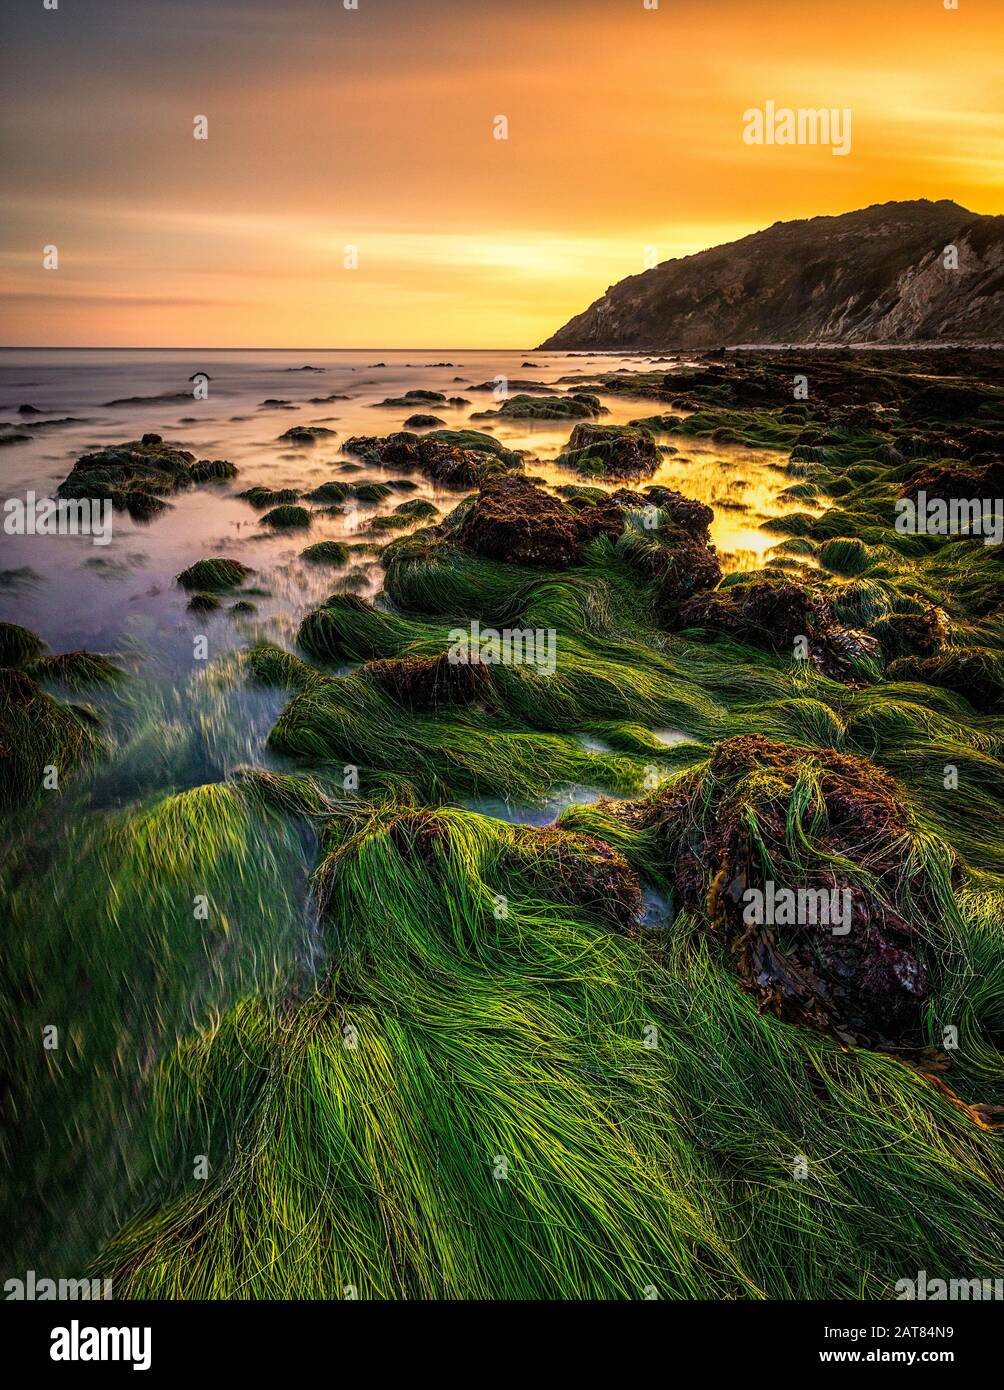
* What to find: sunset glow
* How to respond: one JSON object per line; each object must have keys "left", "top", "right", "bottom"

{"left": 2, "top": 0, "right": 1003, "bottom": 347}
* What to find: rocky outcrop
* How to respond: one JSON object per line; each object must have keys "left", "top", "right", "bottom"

{"left": 541, "top": 200, "right": 1004, "bottom": 349}
{"left": 57, "top": 434, "right": 237, "bottom": 515}
{"left": 457, "top": 475, "right": 624, "bottom": 570}
{"left": 555, "top": 423, "right": 660, "bottom": 480}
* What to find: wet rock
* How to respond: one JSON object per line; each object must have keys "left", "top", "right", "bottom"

{"left": 176, "top": 558, "right": 253, "bottom": 591}
{"left": 375, "top": 390, "right": 447, "bottom": 407}
{"left": 624, "top": 735, "right": 932, "bottom": 1046}
{"left": 277, "top": 426, "right": 336, "bottom": 445}
{"left": 899, "top": 459, "right": 1004, "bottom": 504}
{"left": 187, "top": 592, "right": 222, "bottom": 613}
{"left": 261, "top": 504, "right": 312, "bottom": 528}
{"left": 457, "top": 475, "right": 624, "bottom": 570}
{"left": 57, "top": 435, "right": 238, "bottom": 509}
{"left": 0, "top": 622, "right": 46, "bottom": 667}
{"left": 870, "top": 607, "right": 946, "bottom": 660}
{"left": 555, "top": 422, "right": 660, "bottom": 480}
{"left": 301, "top": 541, "right": 349, "bottom": 566}
{"left": 472, "top": 392, "right": 605, "bottom": 421}
{"left": 607, "top": 488, "right": 649, "bottom": 508}
{"left": 887, "top": 648, "right": 1004, "bottom": 711}
{"left": 403, "top": 414, "right": 446, "bottom": 428}
{"left": 673, "top": 579, "right": 878, "bottom": 681}
{"left": 362, "top": 651, "right": 491, "bottom": 710}
{"left": 651, "top": 539, "right": 723, "bottom": 617}
{"left": 303, "top": 481, "right": 352, "bottom": 503}
{"left": 189, "top": 458, "right": 238, "bottom": 482}
{"left": 238, "top": 486, "right": 302, "bottom": 508}
{"left": 352, "top": 482, "right": 393, "bottom": 503}
{"left": 643, "top": 486, "right": 714, "bottom": 537}
{"left": 506, "top": 826, "right": 643, "bottom": 933}
{"left": 343, "top": 429, "right": 522, "bottom": 486}
{"left": 629, "top": 413, "right": 685, "bottom": 432}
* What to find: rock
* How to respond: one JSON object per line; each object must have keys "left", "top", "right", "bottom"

{"left": 555, "top": 422, "right": 660, "bottom": 479}
{"left": 870, "top": 608, "right": 946, "bottom": 660}
{"left": 887, "top": 648, "right": 1004, "bottom": 712}
{"left": 187, "top": 592, "right": 222, "bottom": 613}
{"left": 643, "top": 487, "right": 713, "bottom": 536}
{"left": 57, "top": 436, "right": 237, "bottom": 510}
{"left": 403, "top": 414, "right": 446, "bottom": 428}
{"left": 651, "top": 539, "right": 724, "bottom": 617}
{"left": 505, "top": 826, "right": 642, "bottom": 933}
{"left": 238, "top": 486, "right": 302, "bottom": 508}
{"left": 623, "top": 735, "right": 932, "bottom": 1046}
{"left": 303, "top": 481, "right": 352, "bottom": 503}
{"left": 457, "top": 475, "right": 623, "bottom": 570}
{"left": 899, "top": 459, "right": 1004, "bottom": 503}
{"left": 277, "top": 426, "right": 336, "bottom": 444}
{"left": 472, "top": 393, "right": 605, "bottom": 421}
{"left": 672, "top": 579, "right": 878, "bottom": 681}
{"left": 261, "top": 504, "right": 312, "bottom": 528}
{"left": 176, "top": 558, "right": 252, "bottom": 591}
{"left": 375, "top": 390, "right": 447, "bottom": 407}
{"left": 362, "top": 651, "right": 491, "bottom": 710}
{"left": 0, "top": 622, "right": 46, "bottom": 666}
{"left": 301, "top": 541, "right": 349, "bottom": 566}
{"left": 343, "top": 429, "right": 522, "bottom": 486}
{"left": 629, "top": 414, "right": 685, "bottom": 431}
{"left": 189, "top": 458, "right": 237, "bottom": 482}
{"left": 676, "top": 580, "right": 828, "bottom": 650}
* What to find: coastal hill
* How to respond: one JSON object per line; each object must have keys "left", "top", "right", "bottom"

{"left": 539, "top": 200, "right": 1004, "bottom": 350}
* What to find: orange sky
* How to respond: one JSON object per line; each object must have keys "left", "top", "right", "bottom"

{"left": 2, "top": 0, "right": 1002, "bottom": 347}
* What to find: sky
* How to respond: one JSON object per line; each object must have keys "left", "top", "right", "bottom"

{"left": 1, "top": 0, "right": 1003, "bottom": 348}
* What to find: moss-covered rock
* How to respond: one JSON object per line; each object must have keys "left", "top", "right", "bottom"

{"left": 261, "top": 505, "right": 312, "bottom": 528}
{"left": 238, "top": 486, "right": 301, "bottom": 508}
{"left": 556, "top": 422, "right": 660, "bottom": 480}
{"left": 343, "top": 430, "right": 522, "bottom": 486}
{"left": 301, "top": 541, "right": 349, "bottom": 566}
{"left": 672, "top": 578, "right": 880, "bottom": 682}
{"left": 187, "top": 592, "right": 222, "bottom": 613}
{"left": 176, "top": 558, "right": 253, "bottom": 591}
{"left": 0, "top": 665, "right": 102, "bottom": 811}
{"left": 277, "top": 426, "right": 336, "bottom": 445}
{"left": 57, "top": 434, "right": 238, "bottom": 512}
{"left": 458, "top": 475, "right": 624, "bottom": 570}
{"left": 0, "top": 621, "right": 45, "bottom": 667}
{"left": 473, "top": 392, "right": 604, "bottom": 421}
{"left": 362, "top": 651, "right": 491, "bottom": 710}
{"left": 622, "top": 735, "right": 932, "bottom": 1047}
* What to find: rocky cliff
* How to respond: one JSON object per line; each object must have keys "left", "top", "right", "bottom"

{"left": 539, "top": 200, "right": 1004, "bottom": 350}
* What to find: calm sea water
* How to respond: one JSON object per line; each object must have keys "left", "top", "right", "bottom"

{"left": 0, "top": 348, "right": 798, "bottom": 673}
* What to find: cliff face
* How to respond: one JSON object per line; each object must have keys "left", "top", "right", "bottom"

{"left": 539, "top": 201, "right": 1004, "bottom": 350}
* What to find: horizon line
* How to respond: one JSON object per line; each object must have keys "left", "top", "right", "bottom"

{"left": 0, "top": 345, "right": 551, "bottom": 354}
